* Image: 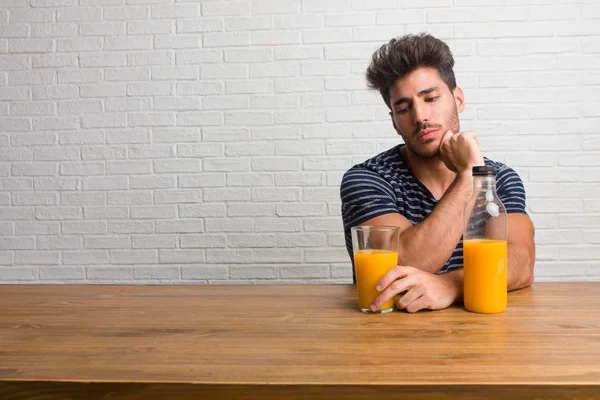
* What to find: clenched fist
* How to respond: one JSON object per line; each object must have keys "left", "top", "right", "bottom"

{"left": 438, "top": 130, "right": 485, "bottom": 174}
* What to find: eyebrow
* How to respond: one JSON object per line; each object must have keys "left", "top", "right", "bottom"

{"left": 392, "top": 86, "right": 439, "bottom": 107}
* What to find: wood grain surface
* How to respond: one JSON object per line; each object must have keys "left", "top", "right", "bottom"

{"left": 0, "top": 282, "right": 598, "bottom": 399}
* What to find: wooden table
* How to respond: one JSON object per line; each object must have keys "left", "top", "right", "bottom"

{"left": 0, "top": 282, "right": 599, "bottom": 399}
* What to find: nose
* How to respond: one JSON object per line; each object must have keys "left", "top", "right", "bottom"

{"left": 411, "top": 102, "right": 428, "bottom": 127}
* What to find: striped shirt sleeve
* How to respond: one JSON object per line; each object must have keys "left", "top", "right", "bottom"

{"left": 340, "top": 167, "right": 401, "bottom": 230}
{"left": 496, "top": 164, "right": 527, "bottom": 214}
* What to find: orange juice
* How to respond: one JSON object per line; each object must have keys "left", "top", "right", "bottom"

{"left": 463, "top": 239, "right": 507, "bottom": 314}
{"left": 353, "top": 249, "right": 397, "bottom": 312}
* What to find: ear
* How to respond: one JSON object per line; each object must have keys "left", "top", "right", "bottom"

{"left": 453, "top": 86, "right": 465, "bottom": 113}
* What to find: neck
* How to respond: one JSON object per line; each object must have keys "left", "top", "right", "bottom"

{"left": 401, "top": 145, "right": 456, "bottom": 200}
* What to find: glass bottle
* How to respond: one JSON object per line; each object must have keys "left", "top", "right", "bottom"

{"left": 463, "top": 165, "right": 508, "bottom": 314}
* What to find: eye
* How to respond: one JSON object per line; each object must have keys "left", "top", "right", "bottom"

{"left": 395, "top": 105, "right": 410, "bottom": 114}
{"left": 425, "top": 96, "right": 439, "bottom": 103}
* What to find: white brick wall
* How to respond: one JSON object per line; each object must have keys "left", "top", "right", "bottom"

{"left": 0, "top": 1, "right": 598, "bottom": 283}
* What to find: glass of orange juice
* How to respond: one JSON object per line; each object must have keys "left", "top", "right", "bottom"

{"left": 350, "top": 226, "right": 400, "bottom": 314}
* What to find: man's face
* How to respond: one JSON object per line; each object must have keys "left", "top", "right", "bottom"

{"left": 388, "top": 66, "right": 464, "bottom": 159}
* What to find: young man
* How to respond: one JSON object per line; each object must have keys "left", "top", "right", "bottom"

{"left": 340, "top": 33, "right": 535, "bottom": 313}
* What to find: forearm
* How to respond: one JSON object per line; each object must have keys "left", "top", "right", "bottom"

{"left": 507, "top": 244, "right": 535, "bottom": 291}
{"left": 397, "top": 173, "right": 473, "bottom": 274}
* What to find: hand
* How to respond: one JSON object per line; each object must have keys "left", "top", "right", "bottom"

{"left": 438, "top": 130, "right": 485, "bottom": 174}
{"left": 371, "top": 266, "right": 461, "bottom": 313}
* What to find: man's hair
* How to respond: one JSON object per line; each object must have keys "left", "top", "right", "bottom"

{"left": 366, "top": 33, "right": 457, "bottom": 110}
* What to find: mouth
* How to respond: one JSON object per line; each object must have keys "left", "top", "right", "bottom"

{"left": 416, "top": 128, "right": 438, "bottom": 142}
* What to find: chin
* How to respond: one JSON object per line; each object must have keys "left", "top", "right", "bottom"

{"left": 407, "top": 140, "right": 440, "bottom": 159}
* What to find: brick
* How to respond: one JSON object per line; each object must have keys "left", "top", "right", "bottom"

{"left": 85, "top": 235, "right": 130, "bottom": 249}
{"left": 177, "top": 111, "right": 222, "bottom": 126}
{"left": 126, "top": 82, "right": 172, "bottom": 97}
{"left": 252, "top": 188, "right": 301, "bottom": 202}
{"left": 280, "top": 264, "right": 330, "bottom": 279}
{"left": 13, "top": 192, "right": 56, "bottom": 206}
{"left": 106, "top": 98, "right": 152, "bottom": 112}
{"left": 219, "top": 47, "right": 273, "bottom": 63}
{"left": 130, "top": 112, "right": 176, "bottom": 127}
{"left": 33, "top": 85, "right": 78, "bottom": 101}
{"left": 154, "top": 34, "right": 201, "bottom": 50}
{"left": 0, "top": 237, "right": 34, "bottom": 250}
{"left": 130, "top": 176, "right": 176, "bottom": 190}
{"left": 128, "top": 20, "right": 171, "bottom": 35}
{"left": 182, "top": 265, "right": 227, "bottom": 280}
{"left": 35, "top": 177, "right": 78, "bottom": 191}
{"left": 150, "top": 67, "right": 197, "bottom": 81}
{"left": 83, "top": 176, "right": 128, "bottom": 191}
{"left": 80, "top": 53, "right": 126, "bottom": 68}
{"left": 62, "top": 221, "right": 107, "bottom": 235}
{"left": 127, "top": 51, "right": 173, "bottom": 66}
{"left": 226, "top": 79, "right": 271, "bottom": 94}
{"left": 225, "top": 142, "right": 274, "bottom": 157}
{"left": 134, "top": 266, "right": 180, "bottom": 280}
{"left": 304, "top": 0, "right": 349, "bottom": 11}
{"left": 204, "top": 32, "right": 250, "bottom": 47}
{"left": 303, "top": 28, "right": 351, "bottom": 44}
{"left": 229, "top": 234, "right": 276, "bottom": 248}
{"left": 225, "top": 16, "right": 273, "bottom": 30}
{"left": 106, "top": 160, "right": 151, "bottom": 175}
{"left": 305, "top": 248, "right": 348, "bottom": 263}
{"left": 32, "top": 23, "right": 77, "bottom": 37}
{"left": 108, "top": 222, "right": 153, "bottom": 234}
{"left": 153, "top": 188, "right": 200, "bottom": 204}
{"left": 82, "top": 114, "right": 127, "bottom": 129}
{"left": 81, "top": 22, "right": 126, "bottom": 36}
{"left": 132, "top": 234, "right": 176, "bottom": 249}
{"left": 12, "top": 162, "right": 57, "bottom": 177}
{"left": 254, "top": 0, "right": 299, "bottom": 14}
{"left": 11, "top": 9, "right": 54, "bottom": 23}
{"left": 107, "top": 190, "right": 152, "bottom": 205}
{"left": 253, "top": 248, "right": 302, "bottom": 263}
{"left": 11, "top": 102, "right": 55, "bottom": 116}
{"left": 0, "top": 119, "right": 31, "bottom": 132}
{"left": 202, "top": 1, "right": 250, "bottom": 16}
{"left": 250, "top": 62, "right": 300, "bottom": 78}
{"left": 275, "top": 46, "right": 322, "bottom": 60}
{"left": 110, "top": 250, "right": 157, "bottom": 264}
{"left": 274, "top": 78, "right": 323, "bottom": 93}
{"left": 159, "top": 249, "right": 207, "bottom": 263}
{"left": 201, "top": 64, "right": 248, "bottom": 79}
{"left": 59, "top": 131, "right": 105, "bottom": 146}
{"left": 204, "top": 217, "right": 253, "bottom": 233}
{"left": 206, "top": 249, "right": 253, "bottom": 263}
{"left": 9, "top": 71, "right": 55, "bottom": 86}
{"left": 150, "top": 4, "right": 199, "bottom": 18}
{"left": 153, "top": 128, "right": 201, "bottom": 143}
{"left": 0, "top": 148, "right": 32, "bottom": 161}
{"left": 105, "top": 35, "right": 152, "bottom": 51}
{"left": 250, "top": 94, "right": 298, "bottom": 109}
{"left": 179, "top": 203, "right": 226, "bottom": 218}
{"left": 276, "top": 203, "right": 327, "bottom": 217}
{"left": 203, "top": 95, "right": 248, "bottom": 110}
{"left": 252, "top": 30, "right": 300, "bottom": 45}
{"left": 177, "top": 18, "right": 223, "bottom": 33}
{"left": 129, "top": 144, "right": 173, "bottom": 159}
{"left": 131, "top": 205, "right": 176, "bottom": 219}
{"left": 86, "top": 267, "right": 134, "bottom": 281}
{"left": 38, "top": 236, "right": 82, "bottom": 250}
{"left": 203, "top": 158, "right": 250, "bottom": 173}
{"left": 103, "top": 6, "right": 148, "bottom": 20}
{"left": 0, "top": 88, "right": 30, "bottom": 101}
{"left": 204, "top": 128, "right": 249, "bottom": 142}
{"left": 156, "top": 219, "right": 203, "bottom": 233}
{"left": 176, "top": 50, "right": 222, "bottom": 65}
{"left": 251, "top": 157, "right": 301, "bottom": 171}
{"left": 0, "top": 267, "right": 37, "bottom": 281}
{"left": 229, "top": 265, "right": 278, "bottom": 280}
{"left": 228, "top": 203, "right": 274, "bottom": 217}
{"left": 84, "top": 206, "right": 128, "bottom": 219}
{"left": 63, "top": 251, "right": 109, "bottom": 265}
{"left": 14, "top": 251, "right": 59, "bottom": 265}
{"left": 0, "top": 207, "right": 33, "bottom": 220}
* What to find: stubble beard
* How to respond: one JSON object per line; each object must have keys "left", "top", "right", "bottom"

{"left": 404, "top": 106, "right": 460, "bottom": 160}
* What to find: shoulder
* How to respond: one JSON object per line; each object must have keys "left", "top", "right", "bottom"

{"left": 483, "top": 158, "right": 524, "bottom": 185}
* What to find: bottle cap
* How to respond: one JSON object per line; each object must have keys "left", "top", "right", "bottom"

{"left": 472, "top": 165, "right": 496, "bottom": 176}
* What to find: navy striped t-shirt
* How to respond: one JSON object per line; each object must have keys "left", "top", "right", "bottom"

{"left": 340, "top": 144, "right": 527, "bottom": 278}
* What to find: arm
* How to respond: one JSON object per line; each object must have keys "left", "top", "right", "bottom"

{"left": 360, "top": 171, "right": 473, "bottom": 274}
{"left": 506, "top": 213, "right": 535, "bottom": 290}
